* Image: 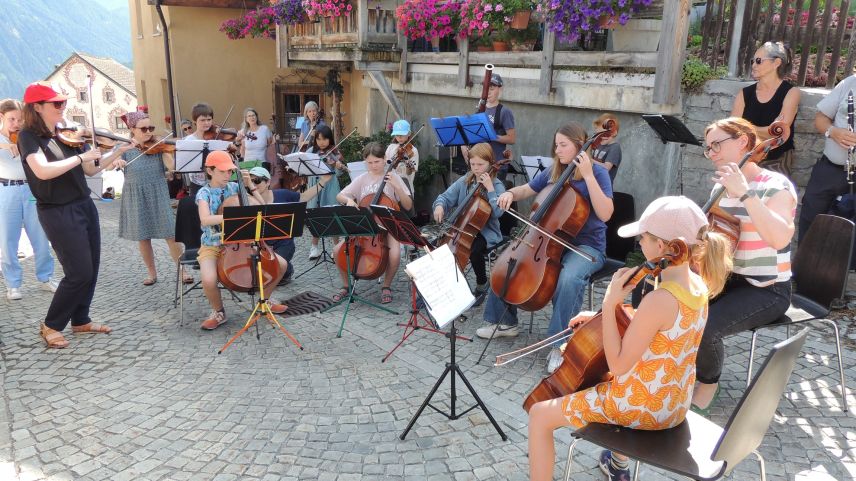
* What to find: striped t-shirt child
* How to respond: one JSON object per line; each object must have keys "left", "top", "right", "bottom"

{"left": 715, "top": 168, "right": 797, "bottom": 287}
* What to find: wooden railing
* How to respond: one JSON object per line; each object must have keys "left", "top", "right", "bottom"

{"left": 284, "top": 0, "right": 398, "bottom": 49}
{"left": 700, "top": 0, "right": 856, "bottom": 88}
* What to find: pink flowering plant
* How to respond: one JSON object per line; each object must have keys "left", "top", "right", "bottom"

{"left": 537, "top": 0, "right": 651, "bottom": 42}
{"left": 220, "top": 0, "right": 306, "bottom": 40}
{"left": 302, "top": 0, "right": 353, "bottom": 18}
{"left": 458, "top": 0, "right": 533, "bottom": 39}
{"left": 397, "top": 0, "right": 461, "bottom": 40}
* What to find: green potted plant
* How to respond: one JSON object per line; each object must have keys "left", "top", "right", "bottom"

{"left": 509, "top": 21, "right": 539, "bottom": 51}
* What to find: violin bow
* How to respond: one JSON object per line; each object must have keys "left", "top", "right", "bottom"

{"left": 86, "top": 75, "right": 99, "bottom": 166}
{"left": 214, "top": 104, "right": 236, "bottom": 141}
{"left": 123, "top": 131, "right": 175, "bottom": 168}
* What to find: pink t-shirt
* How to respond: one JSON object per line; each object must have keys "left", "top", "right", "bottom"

{"left": 340, "top": 170, "right": 408, "bottom": 204}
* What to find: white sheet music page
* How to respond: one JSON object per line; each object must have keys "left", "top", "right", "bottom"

{"left": 405, "top": 244, "right": 475, "bottom": 328}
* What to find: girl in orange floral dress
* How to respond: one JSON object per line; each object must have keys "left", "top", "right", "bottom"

{"left": 528, "top": 195, "right": 732, "bottom": 481}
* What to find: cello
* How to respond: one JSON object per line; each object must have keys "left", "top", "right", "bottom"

{"left": 702, "top": 121, "right": 788, "bottom": 252}
{"left": 434, "top": 158, "right": 510, "bottom": 271}
{"left": 489, "top": 122, "right": 617, "bottom": 311}
{"left": 494, "top": 240, "right": 690, "bottom": 412}
{"left": 216, "top": 166, "right": 282, "bottom": 292}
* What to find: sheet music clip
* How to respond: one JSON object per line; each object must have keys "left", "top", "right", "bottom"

{"left": 641, "top": 114, "right": 703, "bottom": 146}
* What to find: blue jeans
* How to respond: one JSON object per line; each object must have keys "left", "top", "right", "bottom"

{"left": 483, "top": 245, "right": 605, "bottom": 340}
{"left": 0, "top": 184, "right": 53, "bottom": 288}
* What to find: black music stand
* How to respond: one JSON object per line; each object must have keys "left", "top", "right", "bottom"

{"left": 218, "top": 202, "right": 306, "bottom": 354}
{"left": 432, "top": 113, "right": 498, "bottom": 182}
{"left": 641, "top": 114, "right": 703, "bottom": 146}
{"left": 370, "top": 206, "right": 472, "bottom": 363}
{"left": 314, "top": 206, "right": 399, "bottom": 337}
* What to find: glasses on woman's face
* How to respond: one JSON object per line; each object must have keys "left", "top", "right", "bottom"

{"left": 251, "top": 177, "right": 266, "bottom": 185}
{"left": 753, "top": 56, "right": 776, "bottom": 65}
{"left": 182, "top": 126, "right": 192, "bottom": 132}
{"left": 703, "top": 136, "right": 737, "bottom": 157}
{"left": 137, "top": 126, "right": 156, "bottom": 133}
{"left": 42, "top": 100, "right": 66, "bottom": 109}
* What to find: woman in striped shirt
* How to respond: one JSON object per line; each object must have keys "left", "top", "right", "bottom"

{"left": 691, "top": 117, "right": 797, "bottom": 413}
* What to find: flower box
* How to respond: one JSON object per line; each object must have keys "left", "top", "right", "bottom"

{"left": 608, "top": 19, "right": 661, "bottom": 52}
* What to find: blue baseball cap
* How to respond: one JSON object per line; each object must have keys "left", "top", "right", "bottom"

{"left": 391, "top": 119, "right": 411, "bottom": 136}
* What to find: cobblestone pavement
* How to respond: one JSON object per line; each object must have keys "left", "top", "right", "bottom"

{"left": 1, "top": 200, "right": 854, "bottom": 481}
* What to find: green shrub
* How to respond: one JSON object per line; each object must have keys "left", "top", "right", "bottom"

{"left": 682, "top": 57, "right": 726, "bottom": 92}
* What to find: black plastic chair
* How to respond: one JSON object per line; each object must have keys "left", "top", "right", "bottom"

{"left": 587, "top": 192, "right": 636, "bottom": 310}
{"left": 564, "top": 327, "right": 809, "bottom": 481}
{"left": 747, "top": 214, "right": 854, "bottom": 411}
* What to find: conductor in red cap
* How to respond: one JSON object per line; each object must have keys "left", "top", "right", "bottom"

{"left": 17, "top": 81, "right": 132, "bottom": 349}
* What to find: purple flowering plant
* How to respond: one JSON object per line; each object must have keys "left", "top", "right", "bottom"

{"left": 537, "top": 0, "right": 651, "bottom": 42}
{"left": 220, "top": 0, "right": 307, "bottom": 40}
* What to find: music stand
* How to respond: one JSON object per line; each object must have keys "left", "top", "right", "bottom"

{"left": 314, "top": 206, "right": 399, "bottom": 337}
{"left": 369, "top": 206, "right": 471, "bottom": 363}
{"left": 218, "top": 202, "right": 306, "bottom": 354}
{"left": 641, "top": 114, "right": 703, "bottom": 146}
{"left": 175, "top": 139, "right": 232, "bottom": 173}
{"left": 520, "top": 155, "right": 553, "bottom": 182}
{"left": 284, "top": 153, "right": 338, "bottom": 277}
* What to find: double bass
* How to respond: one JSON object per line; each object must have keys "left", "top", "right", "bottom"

{"left": 702, "top": 121, "right": 788, "bottom": 251}
{"left": 216, "top": 166, "right": 282, "bottom": 292}
{"left": 434, "top": 158, "right": 509, "bottom": 271}
{"left": 489, "top": 122, "right": 617, "bottom": 311}
{"left": 494, "top": 240, "right": 690, "bottom": 412}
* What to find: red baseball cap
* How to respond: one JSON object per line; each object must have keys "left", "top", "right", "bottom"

{"left": 205, "top": 150, "right": 236, "bottom": 171}
{"left": 23, "top": 81, "right": 68, "bottom": 104}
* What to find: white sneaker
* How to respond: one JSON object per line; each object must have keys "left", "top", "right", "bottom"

{"left": 40, "top": 279, "right": 59, "bottom": 293}
{"left": 475, "top": 323, "right": 518, "bottom": 339}
{"left": 6, "top": 288, "right": 22, "bottom": 300}
{"left": 308, "top": 245, "right": 321, "bottom": 260}
{"left": 546, "top": 347, "right": 564, "bottom": 374}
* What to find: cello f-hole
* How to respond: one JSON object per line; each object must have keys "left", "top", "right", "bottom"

{"left": 533, "top": 235, "right": 545, "bottom": 262}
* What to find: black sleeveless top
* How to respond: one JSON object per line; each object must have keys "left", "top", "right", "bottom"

{"left": 740, "top": 81, "right": 796, "bottom": 160}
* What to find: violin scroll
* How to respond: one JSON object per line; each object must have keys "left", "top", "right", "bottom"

{"left": 746, "top": 120, "right": 789, "bottom": 164}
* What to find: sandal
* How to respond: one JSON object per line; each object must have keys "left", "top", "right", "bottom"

{"left": 40, "top": 324, "right": 69, "bottom": 349}
{"left": 690, "top": 384, "right": 721, "bottom": 417}
{"left": 381, "top": 287, "right": 393, "bottom": 304}
{"left": 332, "top": 287, "right": 349, "bottom": 303}
{"left": 72, "top": 322, "right": 112, "bottom": 334}
{"left": 181, "top": 268, "right": 194, "bottom": 284}
{"left": 142, "top": 276, "right": 158, "bottom": 286}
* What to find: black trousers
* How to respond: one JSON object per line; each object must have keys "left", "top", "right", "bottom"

{"left": 799, "top": 155, "right": 849, "bottom": 240}
{"left": 37, "top": 198, "right": 101, "bottom": 331}
{"left": 469, "top": 234, "right": 488, "bottom": 285}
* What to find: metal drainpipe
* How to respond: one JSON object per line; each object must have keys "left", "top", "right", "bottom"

{"left": 727, "top": 0, "right": 747, "bottom": 79}
{"left": 153, "top": 0, "right": 177, "bottom": 135}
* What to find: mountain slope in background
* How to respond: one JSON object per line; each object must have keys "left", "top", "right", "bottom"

{"left": 0, "top": 0, "right": 131, "bottom": 99}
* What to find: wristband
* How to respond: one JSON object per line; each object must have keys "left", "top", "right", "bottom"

{"left": 76, "top": 155, "right": 83, "bottom": 164}
{"left": 738, "top": 190, "right": 756, "bottom": 202}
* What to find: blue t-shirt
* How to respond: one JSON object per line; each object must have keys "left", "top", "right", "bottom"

{"left": 268, "top": 189, "right": 301, "bottom": 250}
{"left": 527, "top": 165, "right": 613, "bottom": 254}
{"left": 195, "top": 182, "right": 241, "bottom": 247}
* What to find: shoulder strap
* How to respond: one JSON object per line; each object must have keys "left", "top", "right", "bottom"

{"left": 493, "top": 103, "right": 503, "bottom": 133}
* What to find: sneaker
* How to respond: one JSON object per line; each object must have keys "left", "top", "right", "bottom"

{"left": 6, "top": 288, "right": 22, "bottom": 300}
{"left": 200, "top": 310, "right": 227, "bottom": 330}
{"left": 546, "top": 347, "right": 564, "bottom": 374}
{"left": 308, "top": 245, "right": 321, "bottom": 260}
{"left": 475, "top": 323, "right": 518, "bottom": 339}
{"left": 40, "top": 279, "right": 59, "bottom": 293}
{"left": 473, "top": 282, "right": 488, "bottom": 296}
{"left": 599, "top": 450, "right": 631, "bottom": 481}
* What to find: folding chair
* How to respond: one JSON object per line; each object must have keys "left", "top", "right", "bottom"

{"left": 565, "top": 328, "right": 809, "bottom": 481}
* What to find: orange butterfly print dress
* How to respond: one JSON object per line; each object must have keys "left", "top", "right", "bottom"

{"left": 561, "top": 281, "right": 708, "bottom": 431}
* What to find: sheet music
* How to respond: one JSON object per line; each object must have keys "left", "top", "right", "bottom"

{"left": 347, "top": 161, "right": 367, "bottom": 179}
{"left": 520, "top": 155, "right": 553, "bottom": 181}
{"left": 174, "top": 139, "right": 232, "bottom": 173}
{"left": 282, "top": 152, "right": 331, "bottom": 176}
{"left": 405, "top": 244, "right": 475, "bottom": 328}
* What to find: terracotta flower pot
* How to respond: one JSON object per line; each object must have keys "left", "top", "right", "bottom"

{"left": 476, "top": 45, "right": 493, "bottom": 52}
{"left": 492, "top": 41, "right": 510, "bottom": 52}
{"left": 598, "top": 15, "right": 619, "bottom": 29}
{"left": 510, "top": 10, "right": 531, "bottom": 29}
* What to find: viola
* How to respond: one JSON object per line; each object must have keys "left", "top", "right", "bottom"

{"left": 506, "top": 239, "right": 690, "bottom": 412}
{"left": 216, "top": 167, "right": 282, "bottom": 293}
{"left": 701, "top": 121, "right": 788, "bottom": 252}
{"left": 435, "top": 159, "right": 510, "bottom": 270}
{"left": 489, "top": 121, "right": 617, "bottom": 311}
{"left": 202, "top": 124, "right": 238, "bottom": 142}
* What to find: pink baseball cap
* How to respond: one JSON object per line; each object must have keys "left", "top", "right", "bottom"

{"left": 617, "top": 196, "right": 709, "bottom": 245}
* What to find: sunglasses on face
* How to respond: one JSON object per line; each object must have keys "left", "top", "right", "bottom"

{"left": 182, "top": 126, "right": 192, "bottom": 132}
{"left": 703, "top": 136, "right": 737, "bottom": 157}
{"left": 42, "top": 100, "right": 66, "bottom": 109}
{"left": 136, "top": 126, "right": 156, "bottom": 133}
{"left": 753, "top": 56, "right": 776, "bottom": 65}
{"left": 250, "top": 177, "right": 267, "bottom": 185}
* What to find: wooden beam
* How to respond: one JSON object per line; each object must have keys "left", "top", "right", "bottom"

{"left": 150, "top": 0, "right": 262, "bottom": 7}
{"left": 358, "top": 0, "right": 369, "bottom": 48}
{"left": 406, "top": 51, "right": 658, "bottom": 69}
{"left": 458, "top": 37, "right": 470, "bottom": 89}
{"left": 276, "top": 24, "right": 288, "bottom": 68}
{"left": 539, "top": 30, "right": 555, "bottom": 96}
{"left": 367, "top": 70, "right": 405, "bottom": 118}
{"left": 653, "top": 0, "right": 691, "bottom": 105}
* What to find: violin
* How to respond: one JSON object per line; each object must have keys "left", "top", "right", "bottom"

{"left": 702, "top": 121, "right": 789, "bottom": 252}
{"left": 435, "top": 158, "right": 510, "bottom": 270}
{"left": 489, "top": 121, "right": 617, "bottom": 311}
{"left": 494, "top": 239, "right": 690, "bottom": 412}
{"left": 8, "top": 132, "right": 18, "bottom": 144}
{"left": 202, "top": 124, "right": 238, "bottom": 142}
{"left": 56, "top": 123, "right": 131, "bottom": 151}
{"left": 140, "top": 136, "right": 177, "bottom": 155}
{"left": 216, "top": 165, "right": 282, "bottom": 292}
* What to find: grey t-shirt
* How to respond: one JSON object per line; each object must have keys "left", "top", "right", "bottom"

{"left": 484, "top": 104, "right": 515, "bottom": 165}
{"left": 591, "top": 142, "right": 622, "bottom": 182}
{"left": 817, "top": 74, "right": 856, "bottom": 166}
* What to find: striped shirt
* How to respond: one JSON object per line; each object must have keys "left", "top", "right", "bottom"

{"left": 715, "top": 169, "right": 796, "bottom": 287}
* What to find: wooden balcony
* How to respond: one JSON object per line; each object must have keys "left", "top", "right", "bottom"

{"left": 277, "top": 1, "right": 400, "bottom": 70}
